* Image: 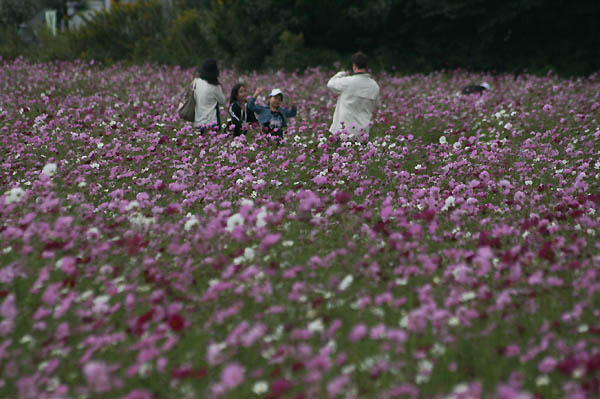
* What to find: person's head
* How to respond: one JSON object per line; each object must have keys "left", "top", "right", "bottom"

{"left": 230, "top": 83, "right": 248, "bottom": 104}
{"left": 268, "top": 88, "right": 284, "bottom": 109}
{"left": 198, "top": 58, "right": 219, "bottom": 85}
{"left": 351, "top": 51, "right": 368, "bottom": 72}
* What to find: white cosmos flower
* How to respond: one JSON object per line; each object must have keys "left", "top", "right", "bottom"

{"left": 42, "top": 162, "right": 57, "bottom": 176}
{"left": 339, "top": 274, "right": 354, "bottom": 291}
{"left": 308, "top": 318, "right": 324, "bottom": 333}
{"left": 184, "top": 216, "right": 199, "bottom": 231}
{"left": 252, "top": 381, "right": 268, "bottom": 394}
{"left": 4, "top": 187, "right": 25, "bottom": 205}
{"left": 460, "top": 291, "right": 476, "bottom": 302}
{"left": 240, "top": 198, "right": 254, "bottom": 207}
{"left": 226, "top": 213, "right": 244, "bottom": 233}
{"left": 442, "top": 196, "right": 456, "bottom": 211}
{"left": 125, "top": 201, "right": 139, "bottom": 211}
{"left": 536, "top": 375, "right": 550, "bottom": 386}
{"left": 255, "top": 207, "right": 268, "bottom": 227}
{"left": 129, "top": 212, "right": 154, "bottom": 227}
{"left": 243, "top": 247, "right": 255, "bottom": 261}
{"left": 439, "top": 136, "right": 447, "bottom": 145}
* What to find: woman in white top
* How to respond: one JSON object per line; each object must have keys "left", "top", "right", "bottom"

{"left": 193, "top": 59, "right": 226, "bottom": 132}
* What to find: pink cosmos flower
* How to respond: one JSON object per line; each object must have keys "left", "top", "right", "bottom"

{"left": 41, "top": 283, "right": 62, "bottom": 306}
{"left": 123, "top": 389, "right": 153, "bottom": 399}
{"left": 327, "top": 374, "right": 350, "bottom": 396}
{"left": 312, "top": 175, "right": 328, "bottom": 185}
{"left": 0, "top": 294, "right": 16, "bottom": 320}
{"left": 334, "top": 190, "right": 352, "bottom": 204}
{"left": 167, "top": 314, "right": 185, "bottom": 332}
{"left": 168, "top": 182, "right": 186, "bottom": 192}
{"left": 498, "top": 179, "right": 512, "bottom": 195}
{"left": 348, "top": 323, "right": 368, "bottom": 342}
{"left": 538, "top": 356, "right": 558, "bottom": 373}
{"left": 221, "top": 362, "right": 245, "bottom": 390}
{"left": 514, "top": 191, "right": 526, "bottom": 204}
{"left": 83, "top": 361, "right": 111, "bottom": 392}
{"left": 59, "top": 256, "right": 77, "bottom": 276}
{"left": 270, "top": 378, "right": 293, "bottom": 397}
{"left": 496, "top": 384, "right": 533, "bottom": 399}
{"left": 259, "top": 233, "right": 281, "bottom": 251}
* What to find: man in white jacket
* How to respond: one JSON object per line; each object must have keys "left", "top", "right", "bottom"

{"left": 327, "top": 52, "right": 380, "bottom": 140}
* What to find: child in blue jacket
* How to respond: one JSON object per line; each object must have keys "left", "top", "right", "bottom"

{"left": 248, "top": 88, "right": 297, "bottom": 137}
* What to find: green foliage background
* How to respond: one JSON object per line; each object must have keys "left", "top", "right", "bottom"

{"left": 1, "top": 0, "right": 599, "bottom": 76}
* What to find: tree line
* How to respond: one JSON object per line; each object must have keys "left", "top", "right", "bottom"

{"left": 2, "top": 0, "right": 599, "bottom": 76}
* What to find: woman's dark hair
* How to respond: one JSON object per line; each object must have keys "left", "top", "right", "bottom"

{"left": 229, "top": 83, "right": 245, "bottom": 104}
{"left": 198, "top": 58, "right": 219, "bottom": 85}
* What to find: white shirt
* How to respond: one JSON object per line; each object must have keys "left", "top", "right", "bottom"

{"left": 327, "top": 71, "right": 380, "bottom": 138}
{"left": 193, "top": 78, "right": 226, "bottom": 126}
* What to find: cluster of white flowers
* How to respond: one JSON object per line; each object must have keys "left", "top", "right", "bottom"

{"left": 415, "top": 359, "right": 433, "bottom": 384}
{"left": 494, "top": 109, "right": 507, "bottom": 119}
{"left": 234, "top": 247, "right": 256, "bottom": 265}
{"left": 129, "top": 212, "right": 155, "bottom": 227}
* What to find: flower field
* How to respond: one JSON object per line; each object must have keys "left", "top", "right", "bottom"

{"left": 1, "top": 59, "right": 599, "bottom": 399}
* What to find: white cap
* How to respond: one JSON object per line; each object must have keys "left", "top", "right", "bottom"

{"left": 269, "top": 88, "right": 284, "bottom": 99}
{"left": 481, "top": 82, "right": 491, "bottom": 90}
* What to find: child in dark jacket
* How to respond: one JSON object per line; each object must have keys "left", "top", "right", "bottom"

{"left": 227, "top": 83, "right": 259, "bottom": 136}
{"left": 247, "top": 88, "right": 297, "bottom": 137}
